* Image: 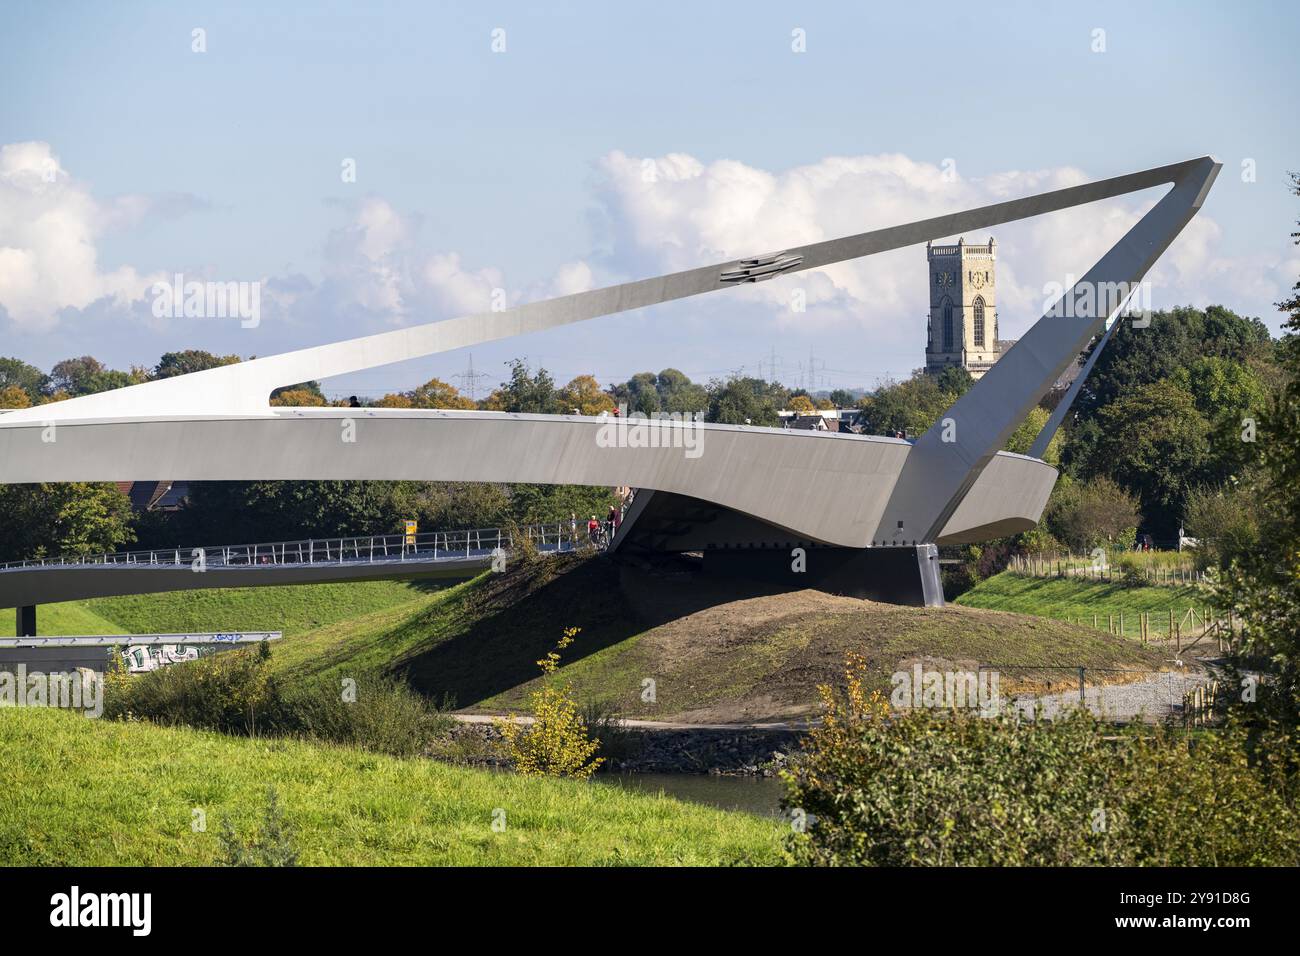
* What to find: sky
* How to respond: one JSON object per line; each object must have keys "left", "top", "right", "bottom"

{"left": 2, "top": 0, "right": 1298, "bottom": 399}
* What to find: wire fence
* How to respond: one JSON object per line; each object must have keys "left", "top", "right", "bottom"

{"left": 1008, "top": 552, "right": 1210, "bottom": 587}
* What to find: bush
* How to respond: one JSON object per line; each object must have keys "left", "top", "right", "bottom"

{"left": 497, "top": 627, "right": 604, "bottom": 778}
{"left": 104, "top": 643, "right": 275, "bottom": 736}
{"left": 105, "top": 645, "right": 451, "bottom": 756}
{"left": 270, "top": 676, "right": 453, "bottom": 757}
{"left": 1044, "top": 475, "right": 1141, "bottom": 554}
{"left": 782, "top": 655, "right": 1300, "bottom": 866}
{"left": 581, "top": 699, "right": 639, "bottom": 763}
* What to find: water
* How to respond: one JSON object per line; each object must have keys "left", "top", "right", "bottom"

{"left": 600, "top": 772, "right": 787, "bottom": 818}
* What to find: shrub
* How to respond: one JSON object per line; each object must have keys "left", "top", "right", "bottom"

{"left": 1044, "top": 475, "right": 1141, "bottom": 554}
{"left": 782, "top": 654, "right": 1300, "bottom": 866}
{"left": 105, "top": 644, "right": 451, "bottom": 756}
{"left": 269, "top": 676, "right": 453, "bottom": 757}
{"left": 104, "top": 642, "right": 275, "bottom": 736}
{"left": 497, "top": 627, "right": 603, "bottom": 778}
{"left": 581, "top": 699, "right": 639, "bottom": 763}
{"left": 218, "top": 787, "right": 299, "bottom": 867}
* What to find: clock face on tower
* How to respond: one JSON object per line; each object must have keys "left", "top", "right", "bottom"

{"left": 971, "top": 271, "right": 985, "bottom": 289}
{"left": 935, "top": 271, "right": 953, "bottom": 288}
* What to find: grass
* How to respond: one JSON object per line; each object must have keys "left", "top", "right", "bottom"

{"left": 35, "top": 580, "right": 441, "bottom": 637}
{"left": 0, "top": 708, "right": 784, "bottom": 866}
{"left": 31, "top": 601, "right": 122, "bottom": 636}
{"left": 956, "top": 572, "right": 1219, "bottom": 640}
{"left": 263, "top": 556, "right": 1168, "bottom": 720}
{"left": 26, "top": 560, "right": 1174, "bottom": 723}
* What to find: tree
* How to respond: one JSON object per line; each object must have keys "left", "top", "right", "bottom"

{"left": 1081, "top": 381, "right": 1210, "bottom": 539}
{"left": 48, "top": 356, "right": 146, "bottom": 396}
{"left": 934, "top": 365, "right": 974, "bottom": 399}
{"left": 409, "top": 378, "right": 476, "bottom": 410}
{"left": 154, "top": 350, "right": 242, "bottom": 378}
{"left": 1043, "top": 475, "right": 1140, "bottom": 554}
{"left": 1073, "top": 306, "right": 1273, "bottom": 421}
{"left": 787, "top": 394, "right": 816, "bottom": 414}
{"left": 707, "top": 376, "right": 787, "bottom": 426}
{"left": 270, "top": 381, "right": 326, "bottom": 405}
{"left": 269, "top": 388, "right": 326, "bottom": 407}
{"left": 0, "top": 483, "right": 135, "bottom": 561}
{"left": 1003, "top": 405, "right": 1062, "bottom": 465}
{"left": 829, "top": 388, "right": 857, "bottom": 408}
{"left": 556, "top": 374, "right": 615, "bottom": 416}
{"left": 609, "top": 369, "right": 708, "bottom": 417}
{"left": 0, "top": 357, "right": 48, "bottom": 402}
{"left": 1170, "top": 356, "right": 1268, "bottom": 483}
{"left": 654, "top": 368, "right": 708, "bottom": 416}
{"left": 482, "top": 360, "right": 559, "bottom": 414}
{"left": 1184, "top": 483, "right": 1261, "bottom": 571}
{"left": 0, "top": 384, "right": 31, "bottom": 409}
{"left": 1221, "top": 172, "right": 1300, "bottom": 740}
{"left": 48, "top": 356, "right": 105, "bottom": 395}
{"left": 177, "top": 481, "right": 409, "bottom": 543}
{"left": 610, "top": 372, "right": 661, "bottom": 415}
{"left": 858, "top": 372, "right": 951, "bottom": 437}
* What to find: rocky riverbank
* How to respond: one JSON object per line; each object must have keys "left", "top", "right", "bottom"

{"left": 432, "top": 719, "right": 806, "bottom": 776}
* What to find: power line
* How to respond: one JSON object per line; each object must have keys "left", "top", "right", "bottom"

{"left": 452, "top": 353, "right": 492, "bottom": 401}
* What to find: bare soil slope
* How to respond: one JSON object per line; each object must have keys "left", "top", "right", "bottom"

{"left": 376, "top": 554, "right": 1167, "bottom": 723}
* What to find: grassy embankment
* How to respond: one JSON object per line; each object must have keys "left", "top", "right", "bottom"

{"left": 36, "top": 579, "right": 439, "bottom": 638}
{"left": 956, "top": 572, "right": 1220, "bottom": 642}
{"left": 0, "top": 707, "right": 783, "bottom": 866}
{"left": 37, "top": 558, "right": 1170, "bottom": 722}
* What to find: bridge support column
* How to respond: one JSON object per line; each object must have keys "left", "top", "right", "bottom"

{"left": 17, "top": 605, "right": 36, "bottom": 637}
{"left": 702, "top": 544, "right": 944, "bottom": 607}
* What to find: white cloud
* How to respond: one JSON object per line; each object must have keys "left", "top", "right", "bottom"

{"left": 589, "top": 150, "right": 1292, "bottom": 353}
{"left": 3, "top": 141, "right": 1290, "bottom": 381}
{"left": 0, "top": 141, "right": 163, "bottom": 330}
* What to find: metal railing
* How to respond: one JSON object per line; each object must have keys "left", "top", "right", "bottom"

{"left": 0, "top": 520, "right": 602, "bottom": 572}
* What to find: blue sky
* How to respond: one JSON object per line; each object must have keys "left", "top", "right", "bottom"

{"left": 2, "top": 0, "right": 1297, "bottom": 397}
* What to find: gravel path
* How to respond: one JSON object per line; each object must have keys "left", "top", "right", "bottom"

{"left": 1012, "top": 670, "right": 1214, "bottom": 722}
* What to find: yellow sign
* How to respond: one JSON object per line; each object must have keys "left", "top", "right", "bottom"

{"left": 403, "top": 519, "right": 418, "bottom": 546}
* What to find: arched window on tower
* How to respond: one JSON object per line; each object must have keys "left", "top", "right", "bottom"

{"left": 942, "top": 298, "right": 954, "bottom": 352}
{"left": 973, "top": 296, "right": 986, "bottom": 348}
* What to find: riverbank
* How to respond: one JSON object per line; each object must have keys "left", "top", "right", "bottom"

{"left": 0, "top": 708, "right": 784, "bottom": 866}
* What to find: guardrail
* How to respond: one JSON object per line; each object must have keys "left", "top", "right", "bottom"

{"left": 0, "top": 632, "right": 282, "bottom": 647}
{"left": 0, "top": 521, "right": 598, "bottom": 572}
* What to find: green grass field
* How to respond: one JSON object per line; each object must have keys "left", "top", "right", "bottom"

{"left": 956, "top": 572, "right": 1218, "bottom": 640}
{"left": 0, "top": 708, "right": 784, "bottom": 866}
{"left": 35, "top": 580, "right": 442, "bottom": 637}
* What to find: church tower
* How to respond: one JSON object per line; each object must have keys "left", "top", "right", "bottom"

{"left": 925, "top": 236, "right": 1000, "bottom": 380}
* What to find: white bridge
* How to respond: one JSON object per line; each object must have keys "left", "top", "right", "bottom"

{"left": 0, "top": 156, "right": 1221, "bottom": 619}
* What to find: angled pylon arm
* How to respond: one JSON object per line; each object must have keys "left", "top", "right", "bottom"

{"left": 873, "top": 156, "right": 1221, "bottom": 545}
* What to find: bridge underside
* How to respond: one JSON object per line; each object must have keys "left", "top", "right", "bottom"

{"left": 612, "top": 489, "right": 945, "bottom": 605}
